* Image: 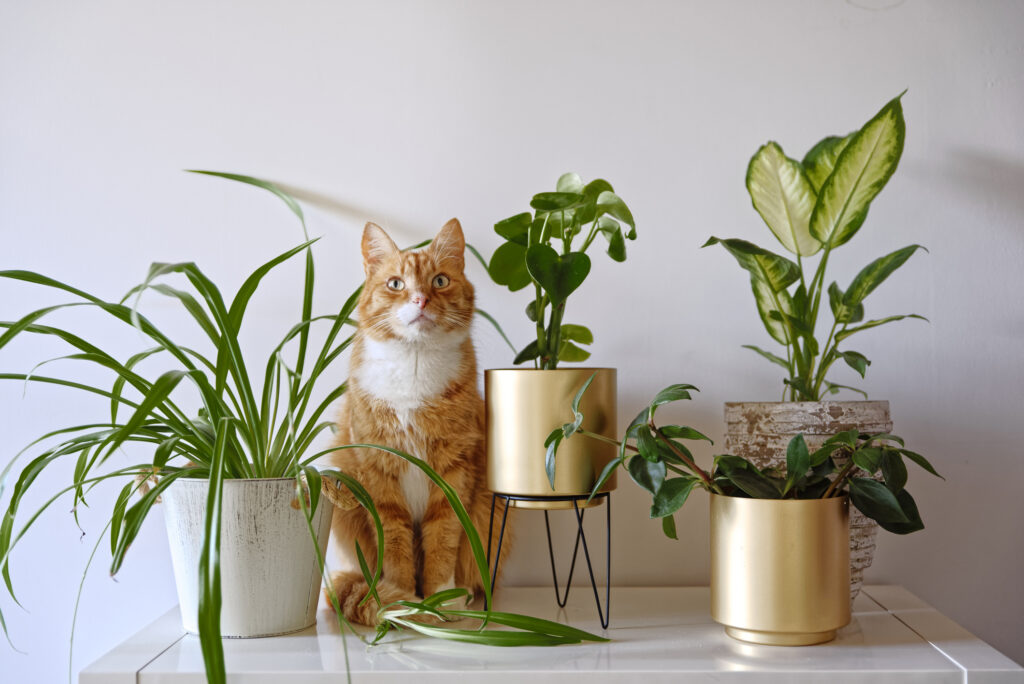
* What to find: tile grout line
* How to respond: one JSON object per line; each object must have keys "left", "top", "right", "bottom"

{"left": 135, "top": 631, "right": 187, "bottom": 684}
{"left": 863, "top": 589, "right": 968, "bottom": 684}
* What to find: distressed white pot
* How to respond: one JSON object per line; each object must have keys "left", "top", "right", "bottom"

{"left": 723, "top": 401, "right": 892, "bottom": 601}
{"left": 162, "top": 477, "right": 334, "bottom": 638}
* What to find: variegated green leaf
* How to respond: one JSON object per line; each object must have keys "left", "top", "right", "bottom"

{"left": 752, "top": 278, "right": 795, "bottom": 345}
{"left": 802, "top": 134, "right": 853, "bottom": 192}
{"left": 702, "top": 237, "right": 799, "bottom": 292}
{"left": 834, "top": 313, "right": 927, "bottom": 342}
{"left": 810, "top": 95, "right": 906, "bottom": 247}
{"left": 746, "top": 142, "right": 821, "bottom": 256}
{"left": 843, "top": 245, "right": 926, "bottom": 308}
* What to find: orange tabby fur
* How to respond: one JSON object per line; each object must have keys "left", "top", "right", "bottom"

{"left": 326, "top": 219, "right": 497, "bottom": 625}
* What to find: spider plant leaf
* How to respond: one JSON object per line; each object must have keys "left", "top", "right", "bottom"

{"left": 843, "top": 244, "right": 927, "bottom": 308}
{"left": 475, "top": 308, "right": 517, "bottom": 354}
{"left": 802, "top": 133, "right": 854, "bottom": 193}
{"left": 319, "top": 469, "right": 385, "bottom": 603}
{"left": 746, "top": 142, "right": 821, "bottom": 256}
{"left": 439, "top": 609, "right": 608, "bottom": 642}
{"left": 197, "top": 418, "right": 231, "bottom": 684}
{"left": 809, "top": 94, "right": 906, "bottom": 247}
{"left": 186, "top": 171, "right": 304, "bottom": 224}
{"left": 108, "top": 482, "right": 134, "bottom": 558}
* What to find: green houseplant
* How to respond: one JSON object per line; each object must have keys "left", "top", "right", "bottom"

{"left": 702, "top": 93, "right": 928, "bottom": 597}
{"left": 552, "top": 378, "right": 941, "bottom": 644}
{"left": 0, "top": 173, "right": 605, "bottom": 684}
{"left": 485, "top": 173, "right": 636, "bottom": 505}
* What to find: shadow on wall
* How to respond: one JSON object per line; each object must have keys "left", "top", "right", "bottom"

{"left": 943, "top": 148, "right": 1024, "bottom": 224}
{"left": 276, "top": 182, "right": 423, "bottom": 244}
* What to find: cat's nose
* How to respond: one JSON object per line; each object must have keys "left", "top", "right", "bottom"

{"left": 412, "top": 293, "right": 429, "bottom": 309}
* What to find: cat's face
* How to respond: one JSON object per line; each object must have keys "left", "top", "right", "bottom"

{"left": 358, "top": 219, "right": 475, "bottom": 342}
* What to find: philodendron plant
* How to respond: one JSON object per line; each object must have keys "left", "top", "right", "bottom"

{"left": 551, "top": 377, "right": 941, "bottom": 539}
{"left": 0, "top": 174, "right": 604, "bottom": 684}
{"left": 705, "top": 93, "right": 926, "bottom": 401}
{"left": 488, "top": 172, "right": 636, "bottom": 369}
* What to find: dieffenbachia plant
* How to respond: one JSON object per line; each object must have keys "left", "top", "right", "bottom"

{"left": 551, "top": 377, "right": 942, "bottom": 538}
{"left": 705, "top": 93, "right": 927, "bottom": 401}
{"left": 488, "top": 173, "right": 636, "bottom": 369}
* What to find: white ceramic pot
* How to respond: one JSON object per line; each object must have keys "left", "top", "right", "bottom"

{"left": 162, "top": 477, "right": 334, "bottom": 638}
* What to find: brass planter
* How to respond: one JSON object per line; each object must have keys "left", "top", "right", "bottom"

{"left": 486, "top": 368, "right": 617, "bottom": 509}
{"left": 710, "top": 493, "right": 850, "bottom": 646}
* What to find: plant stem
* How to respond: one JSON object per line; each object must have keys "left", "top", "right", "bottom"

{"left": 650, "top": 423, "right": 723, "bottom": 494}
{"left": 576, "top": 428, "right": 639, "bottom": 453}
{"left": 822, "top": 454, "right": 856, "bottom": 498}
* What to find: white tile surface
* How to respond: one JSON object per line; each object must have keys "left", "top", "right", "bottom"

{"left": 80, "top": 587, "right": 1024, "bottom": 683}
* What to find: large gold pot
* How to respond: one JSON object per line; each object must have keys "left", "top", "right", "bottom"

{"left": 485, "top": 368, "right": 617, "bottom": 509}
{"left": 710, "top": 493, "right": 850, "bottom": 646}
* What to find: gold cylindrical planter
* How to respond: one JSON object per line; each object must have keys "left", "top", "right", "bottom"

{"left": 486, "top": 368, "right": 617, "bottom": 509}
{"left": 710, "top": 494, "right": 850, "bottom": 646}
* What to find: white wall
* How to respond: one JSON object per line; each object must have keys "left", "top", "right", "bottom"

{"left": 2, "top": 1, "right": 1022, "bottom": 680}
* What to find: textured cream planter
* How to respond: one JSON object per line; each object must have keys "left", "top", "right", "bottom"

{"left": 163, "top": 477, "right": 334, "bottom": 638}
{"left": 723, "top": 400, "right": 891, "bottom": 600}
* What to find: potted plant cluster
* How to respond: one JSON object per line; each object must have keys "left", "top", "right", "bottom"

{"left": 703, "top": 93, "right": 927, "bottom": 596}
{"left": 0, "top": 173, "right": 606, "bottom": 684}
{"left": 485, "top": 172, "right": 637, "bottom": 508}
{"left": 551, "top": 378, "right": 941, "bottom": 645}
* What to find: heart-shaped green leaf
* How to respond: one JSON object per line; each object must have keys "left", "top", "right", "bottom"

{"left": 628, "top": 454, "right": 666, "bottom": 495}
{"left": 525, "top": 245, "right": 591, "bottom": 306}
{"left": 650, "top": 476, "right": 698, "bottom": 517}
{"left": 489, "top": 242, "right": 531, "bottom": 292}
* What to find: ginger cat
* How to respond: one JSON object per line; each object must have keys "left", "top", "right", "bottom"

{"left": 326, "top": 219, "right": 495, "bottom": 626}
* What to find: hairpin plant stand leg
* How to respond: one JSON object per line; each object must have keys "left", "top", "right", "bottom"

{"left": 485, "top": 492, "right": 611, "bottom": 629}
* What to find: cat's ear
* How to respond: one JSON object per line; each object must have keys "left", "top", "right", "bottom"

{"left": 362, "top": 222, "right": 399, "bottom": 276}
{"left": 431, "top": 218, "right": 465, "bottom": 272}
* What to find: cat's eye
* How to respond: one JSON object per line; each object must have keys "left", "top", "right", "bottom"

{"left": 433, "top": 274, "right": 450, "bottom": 288}
{"left": 386, "top": 277, "right": 405, "bottom": 291}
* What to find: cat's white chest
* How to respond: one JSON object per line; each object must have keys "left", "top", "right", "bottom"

{"left": 354, "top": 333, "right": 465, "bottom": 427}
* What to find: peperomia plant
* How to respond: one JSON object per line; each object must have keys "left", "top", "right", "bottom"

{"left": 552, "top": 377, "right": 941, "bottom": 539}
{"left": 488, "top": 172, "right": 636, "bottom": 369}
{"left": 704, "top": 93, "right": 927, "bottom": 401}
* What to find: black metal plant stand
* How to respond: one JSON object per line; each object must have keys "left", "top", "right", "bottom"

{"left": 485, "top": 492, "right": 611, "bottom": 629}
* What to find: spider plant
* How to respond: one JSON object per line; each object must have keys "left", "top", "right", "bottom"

{"left": 0, "top": 173, "right": 603, "bottom": 684}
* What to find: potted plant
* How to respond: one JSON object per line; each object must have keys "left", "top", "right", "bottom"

{"left": 485, "top": 172, "right": 636, "bottom": 507}
{"left": 0, "top": 173, "right": 606, "bottom": 684}
{"left": 552, "top": 378, "right": 941, "bottom": 645}
{"left": 702, "top": 93, "right": 927, "bottom": 596}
